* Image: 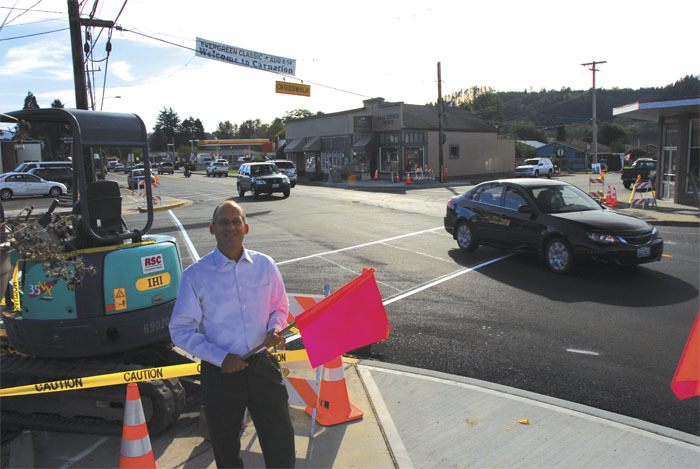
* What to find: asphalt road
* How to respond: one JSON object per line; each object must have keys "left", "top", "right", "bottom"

{"left": 3, "top": 171, "right": 698, "bottom": 435}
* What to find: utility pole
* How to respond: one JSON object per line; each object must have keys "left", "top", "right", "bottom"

{"left": 67, "top": 0, "right": 114, "bottom": 110}
{"left": 437, "top": 62, "right": 445, "bottom": 183}
{"left": 581, "top": 60, "right": 606, "bottom": 165}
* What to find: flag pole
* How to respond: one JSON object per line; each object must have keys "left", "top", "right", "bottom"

{"left": 306, "top": 283, "right": 330, "bottom": 461}
{"left": 241, "top": 322, "right": 297, "bottom": 360}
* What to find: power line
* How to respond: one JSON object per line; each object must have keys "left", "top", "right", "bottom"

{"left": 0, "top": 26, "right": 67, "bottom": 40}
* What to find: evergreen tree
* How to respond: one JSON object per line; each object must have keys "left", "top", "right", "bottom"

{"left": 50, "top": 99, "right": 65, "bottom": 109}
{"left": 23, "top": 91, "right": 39, "bottom": 110}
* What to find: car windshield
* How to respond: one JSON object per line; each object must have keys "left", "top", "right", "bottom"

{"left": 252, "top": 165, "right": 279, "bottom": 176}
{"left": 523, "top": 159, "right": 540, "bottom": 165}
{"left": 275, "top": 162, "right": 294, "bottom": 169}
{"left": 530, "top": 185, "right": 601, "bottom": 213}
{"left": 132, "top": 169, "right": 144, "bottom": 177}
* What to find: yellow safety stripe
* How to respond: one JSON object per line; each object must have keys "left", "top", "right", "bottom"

{"left": 0, "top": 349, "right": 309, "bottom": 397}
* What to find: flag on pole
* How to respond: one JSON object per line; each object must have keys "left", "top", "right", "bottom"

{"left": 294, "top": 268, "right": 390, "bottom": 368}
{"left": 670, "top": 310, "right": 700, "bottom": 400}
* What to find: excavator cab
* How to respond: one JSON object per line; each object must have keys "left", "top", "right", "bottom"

{"left": 1, "top": 109, "right": 182, "bottom": 358}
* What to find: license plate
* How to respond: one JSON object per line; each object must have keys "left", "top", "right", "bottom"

{"left": 637, "top": 246, "right": 651, "bottom": 258}
{"left": 272, "top": 184, "right": 279, "bottom": 188}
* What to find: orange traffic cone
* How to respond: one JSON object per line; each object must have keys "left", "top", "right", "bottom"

{"left": 373, "top": 169, "right": 379, "bottom": 180}
{"left": 394, "top": 173, "right": 400, "bottom": 183}
{"left": 610, "top": 186, "right": 618, "bottom": 207}
{"left": 315, "top": 356, "right": 363, "bottom": 426}
{"left": 120, "top": 383, "right": 156, "bottom": 469}
{"left": 605, "top": 186, "right": 613, "bottom": 205}
{"left": 671, "top": 310, "right": 700, "bottom": 400}
{"left": 405, "top": 173, "right": 412, "bottom": 185}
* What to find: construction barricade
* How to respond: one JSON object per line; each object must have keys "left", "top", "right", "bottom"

{"left": 629, "top": 176, "right": 657, "bottom": 209}
{"left": 589, "top": 172, "right": 605, "bottom": 202}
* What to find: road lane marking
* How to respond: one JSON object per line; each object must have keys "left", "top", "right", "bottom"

{"left": 382, "top": 254, "right": 514, "bottom": 306}
{"left": 358, "top": 367, "right": 414, "bottom": 469}
{"left": 380, "top": 241, "right": 453, "bottom": 263}
{"left": 566, "top": 348, "right": 600, "bottom": 356}
{"left": 169, "top": 211, "right": 200, "bottom": 262}
{"left": 59, "top": 436, "right": 109, "bottom": 469}
{"left": 277, "top": 226, "right": 443, "bottom": 265}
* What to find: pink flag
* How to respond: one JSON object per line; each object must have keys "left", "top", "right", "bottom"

{"left": 295, "top": 268, "right": 390, "bottom": 368}
{"left": 670, "top": 310, "right": 700, "bottom": 400}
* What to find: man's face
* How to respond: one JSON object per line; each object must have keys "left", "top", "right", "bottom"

{"left": 209, "top": 203, "right": 248, "bottom": 250}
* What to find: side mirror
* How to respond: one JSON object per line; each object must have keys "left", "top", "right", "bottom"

{"left": 517, "top": 204, "right": 534, "bottom": 214}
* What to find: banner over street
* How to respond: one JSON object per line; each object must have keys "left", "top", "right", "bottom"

{"left": 196, "top": 37, "right": 296, "bottom": 76}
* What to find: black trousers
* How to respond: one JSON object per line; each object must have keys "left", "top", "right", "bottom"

{"left": 202, "top": 352, "right": 295, "bottom": 468}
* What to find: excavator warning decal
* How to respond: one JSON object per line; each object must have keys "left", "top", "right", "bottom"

{"left": 114, "top": 288, "right": 127, "bottom": 310}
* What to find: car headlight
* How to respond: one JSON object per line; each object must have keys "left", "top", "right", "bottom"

{"left": 281, "top": 176, "right": 289, "bottom": 182}
{"left": 651, "top": 226, "right": 659, "bottom": 238}
{"left": 586, "top": 232, "right": 618, "bottom": 244}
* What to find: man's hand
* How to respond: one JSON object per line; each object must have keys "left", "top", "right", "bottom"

{"left": 221, "top": 353, "right": 247, "bottom": 373}
{"left": 262, "top": 329, "right": 284, "bottom": 349}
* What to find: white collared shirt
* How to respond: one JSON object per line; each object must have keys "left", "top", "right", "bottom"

{"left": 169, "top": 246, "right": 289, "bottom": 367}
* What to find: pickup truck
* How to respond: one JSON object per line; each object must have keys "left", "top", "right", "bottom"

{"left": 621, "top": 158, "right": 656, "bottom": 189}
{"left": 206, "top": 160, "right": 230, "bottom": 177}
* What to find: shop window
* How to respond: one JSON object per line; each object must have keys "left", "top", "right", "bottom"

{"left": 381, "top": 132, "right": 400, "bottom": 145}
{"left": 305, "top": 155, "right": 316, "bottom": 173}
{"left": 449, "top": 144, "right": 460, "bottom": 160}
{"left": 403, "top": 131, "right": 425, "bottom": 144}
{"left": 405, "top": 147, "right": 424, "bottom": 171}
{"left": 380, "top": 149, "right": 399, "bottom": 172}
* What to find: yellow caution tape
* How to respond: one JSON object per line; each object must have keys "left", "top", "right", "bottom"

{"left": 0, "top": 349, "right": 309, "bottom": 397}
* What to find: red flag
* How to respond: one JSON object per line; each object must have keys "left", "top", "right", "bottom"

{"left": 670, "top": 310, "right": 700, "bottom": 400}
{"left": 295, "top": 268, "right": 390, "bottom": 368}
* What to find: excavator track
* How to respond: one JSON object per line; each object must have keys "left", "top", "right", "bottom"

{"left": 0, "top": 340, "right": 187, "bottom": 436}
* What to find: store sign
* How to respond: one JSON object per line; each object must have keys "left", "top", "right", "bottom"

{"left": 275, "top": 81, "right": 310, "bottom": 97}
{"left": 196, "top": 37, "right": 296, "bottom": 75}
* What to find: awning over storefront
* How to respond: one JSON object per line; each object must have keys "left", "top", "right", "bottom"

{"left": 352, "top": 133, "right": 378, "bottom": 150}
{"left": 303, "top": 136, "right": 320, "bottom": 152}
{"left": 284, "top": 139, "right": 305, "bottom": 153}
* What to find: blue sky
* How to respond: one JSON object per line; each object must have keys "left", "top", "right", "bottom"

{"left": 1, "top": 0, "right": 698, "bottom": 134}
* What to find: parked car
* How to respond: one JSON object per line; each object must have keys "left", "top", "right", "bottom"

{"left": 444, "top": 178, "right": 663, "bottom": 274}
{"left": 0, "top": 172, "right": 67, "bottom": 200}
{"left": 13, "top": 161, "right": 72, "bottom": 173}
{"left": 28, "top": 167, "right": 74, "bottom": 191}
{"left": 514, "top": 158, "right": 554, "bottom": 178}
{"left": 237, "top": 162, "right": 291, "bottom": 198}
{"left": 206, "top": 160, "right": 230, "bottom": 177}
{"left": 157, "top": 162, "right": 175, "bottom": 175}
{"left": 621, "top": 158, "right": 656, "bottom": 189}
{"left": 271, "top": 160, "right": 297, "bottom": 187}
{"left": 127, "top": 169, "right": 155, "bottom": 190}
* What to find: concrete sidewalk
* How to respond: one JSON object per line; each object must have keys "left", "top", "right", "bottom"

{"left": 12, "top": 358, "right": 699, "bottom": 468}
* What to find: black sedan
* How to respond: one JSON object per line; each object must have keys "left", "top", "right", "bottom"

{"left": 444, "top": 179, "right": 663, "bottom": 274}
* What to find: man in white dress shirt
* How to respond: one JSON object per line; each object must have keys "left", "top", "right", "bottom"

{"left": 169, "top": 200, "right": 295, "bottom": 468}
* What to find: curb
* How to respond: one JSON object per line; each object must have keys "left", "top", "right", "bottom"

{"left": 137, "top": 198, "right": 192, "bottom": 213}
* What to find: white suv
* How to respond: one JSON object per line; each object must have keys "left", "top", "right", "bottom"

{"left": 271, "top": 160, "right": 297, "bottom": 187}
{"left": 206, "top": 160, "right": 230, "bottom": 177}
{"left": 514, "top": 157, "right": 554, "bottom": 178}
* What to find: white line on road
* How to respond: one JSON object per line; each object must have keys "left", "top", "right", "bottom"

{"left": 277, "top": 226, "right": 443, "bottom": 265}
{"left": 566, "top": 348, "right": 601, "bottom": 356}
{"left": 382, "top": 254, "right": 514, "bottom": 306}
{"left": 169, "top": 210, "right": 200, "bottom": 262}
{"left": 58, "top": 437, "right": 109, "bottom": 469}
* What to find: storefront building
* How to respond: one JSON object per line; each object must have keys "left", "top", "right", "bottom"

{"left": 613, "top": 97, "right": 700, "bottom": 205}
{"left": 284, "top": 98, "right": 514, "bottom": 181}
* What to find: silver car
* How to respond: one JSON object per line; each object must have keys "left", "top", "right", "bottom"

{"left": 0, "top": 172, "right": 68, "bottom": 200}
{"left": 271, "top": 160, "right": 297, "bottom": 187}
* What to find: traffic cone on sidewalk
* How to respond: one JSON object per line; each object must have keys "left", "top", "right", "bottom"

{"left": 605, "top": 185, "right": 613, "bottom": 205}
{"left": 610, "top": 186, "right": 618, "bottom": 207}
{"left": 405, "top": 173, "right": 412, "bottom": 185}
{"left": 373, "top": 169, "right": 379, "bottom": 180}
{"left": 315, "top": 356, "right": 363, "bottom": 426}
{"left": 119, "top": 383, "right": 156, "bottom": 469}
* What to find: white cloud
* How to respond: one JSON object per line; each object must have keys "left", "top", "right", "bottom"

{"left": 109, "top": 61, "right": 135, "bottom": 81}
{"left": 0, "top": 40, "right": 70, "bottom": 78}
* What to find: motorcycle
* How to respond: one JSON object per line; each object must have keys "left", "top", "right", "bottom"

{"left": 184, "top": 167, "right": 191, "bottom": 178}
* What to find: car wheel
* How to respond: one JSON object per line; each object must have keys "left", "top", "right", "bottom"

{"left": 455, "top": 221, "right": 478, "bottom": 252}
{"left": 0, "top": 188, "right": 12, "bottom": 200}
{"left": 535, "top": 170, "right": 540, "bottom": 177}
{"left": 547, "top": 169, "right": 552, "bottom": 179}
{"left": 49, "top": 187, "right": 62, "bottom": 197}
{"left": 291, "top": 182, "right": 296, "bottom": 188}
{"left": 253, "top": 187, "right": 260, "bottom": 199}
{"left": 283, "top": 189, "right": 290, "bottom": 198}
{"left": 545, "top": 237, "right": 574, "bottom": 274}
{"left": 238, "top": 184, "right": 245, "bottom": 197}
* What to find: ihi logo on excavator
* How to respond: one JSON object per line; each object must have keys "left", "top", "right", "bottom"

{"left": 141, "top": 254, "right": 165, "bottom": 274}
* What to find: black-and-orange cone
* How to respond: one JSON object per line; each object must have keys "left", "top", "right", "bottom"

{"left": 119, "top": 383, "right": 156, "bottom": 469}
{"left": 314, "top": 357, "right": 363, "bottom": 426}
